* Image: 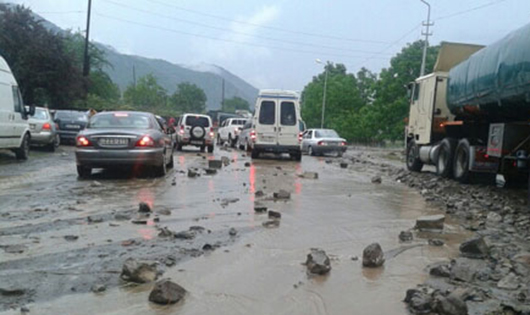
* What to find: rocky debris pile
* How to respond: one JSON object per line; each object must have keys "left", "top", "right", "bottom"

{"left": 405, "top": 287, "right": 469, "bottom": 315}
{"left": 148, "top": 279, "right": 186, "bottom": 305}
{"left": 121, "top": 258, "right": 161, "bottom": 283}
{"left": 305, "top": 248, "right": 331, "bottom": 275}
{"left": 362, "top": 243, "right": 385, "bottom": 268}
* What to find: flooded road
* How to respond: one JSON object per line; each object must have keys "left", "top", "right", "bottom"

{"left": 0, "top": 146, "right": 470, "bottom": 314}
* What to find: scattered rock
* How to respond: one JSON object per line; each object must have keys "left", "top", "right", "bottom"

{"left": 220, "top": 198, "right": 240, "bottom": 207}
{"left": 90, "top": 181, "right": 102, "bottom": 187}
{"left": 20, "top": 306, "right": 30, "bottom": 313}
{"left": 486, "top": 211, "right": 503, "bottom": 225}
{"left": 0, "top": 287, "right": 26, "bottom": 296}
{"left": 306, "top": 248, "right": 331, "bottom": 275}
{"left": 399, "top": 231, "right": 413, "bottom": 242}
{"left": 205, "top": 169, "right": 217, "bottom": 175}
{"left": 188, "top": 169, "right": 198, "bottom": 178}
{"left": 208, "top": 160, "right": 223, "bottom": 169}
{"left": 436, "top": 289, "right": 468, "bottom": 315}
{"left": 268, "top": 210, "right": 281, "bottom": 219}
{"left": 415, "top": 214, "right": 445, "bottom": 231}
{"left": 362, "top": 243, "right": 385, "bottom": 268}
{"left": 156, "top": 209, "right": 171, "bottom": 216}
{"left": 262, "top": 220, "right": 280, "bottom": 228}
{"left": 121, "top": 258, "right": 160, "bottom": 283}
{"left": 87, "top": 216, "right": 104, "bottom": 224}
{"left": 254, "top": 206, "right": 268, "bottom": 213}
{"left": 273, "top": 190, "right": 291, "bottom": 200}
{"left": 255, "top": 190, "right": 265, "bottom": 197}
{"left": 229, "top": 228, "right": 238, "bottom": 236}
{"left": 497, "top": 273, "right": 520, "bottom": 290}
{"left": 299, "top": 172, "right": 319, "bottom": 179}
{"left": 450, "top": 259, "right": 476, "bottom": 282}
{"left": 114, "top": 213, "right": 132, "bottom": 221}
{"left": 404, "top": 289, "right": 433, "bottom": 314}
{"left": 91, "top": 284, "right": 106, "bottom": 293}
{"left": 2, "top": 244, "right": 27, "bottom": 254}
{"left": 174, "top": 230, "right": 195, "bottom": 240}
{"left": 148, "top": 279, "right": 186, "bottom": 305}
{"left": 351, "top": 256, "right": 359, "bottom": 261}
{"left": 371, "top": 175, "right": 382, "bottom": 184}
{"left": 430, "top": 264, "right": 451, "bottom": 277}
{"left": 139, "top": 202, "right": 151, "bottom": 213}
{"left": 202, "top": 243, "right": 213, "bottom": 251}
{"left": 244, "top": 162, "right": 251, "bottom": 167}
{"left": 63, "top": 235, "right": 79, "bottom": 242}
{"left": 340, "top": 162, "right": 348, "bottom": 169}
{"left": 428, "top": 239, "right": 445, "bottom": 247}
{"left": 189, "top": 226, "right": 205, "bottom": 233}
{"left": 158, "top": 227, "right": 175, "bottom": 238}
{"left": 131, "top": 217, "right": 148, "bottom": 225}
{"left": 460, "top": 237, "right": 489, "bottom": 259}
{"left": 325, "top": 159, "right": 333, "bottom": 164}
{"left": 221, "top": 156, "right": 230, "bottom": 166}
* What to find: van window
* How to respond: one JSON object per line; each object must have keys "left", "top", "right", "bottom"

{"left": 413, "top": 83, "right": 420, "bottom": 102}
{"left": 280, "top": 102, "right": 296, "bottom": 126}
{"left": 12, "top": 86, "right": 23, "bottom": 113}
{"left": 259, "top": 101, "right": 275, "bottom": 125}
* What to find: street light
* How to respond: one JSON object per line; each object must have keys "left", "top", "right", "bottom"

{"left": 315, "top": 59, "right": 328, "bottom": 129}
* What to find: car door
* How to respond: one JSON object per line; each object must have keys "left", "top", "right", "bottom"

{"left": 257, "top": 100, "right": 277, "bottom": 145}
{"left": 0, "top": 82, "right": 13, "bottom": 148}
{"left": 277, "top": 100, "right": 298, "bottom": 146}
{"left": 301, "top": 130, "right": 311, "bottom": 151}
{"left": 11, "top": 86, "right": 26, "bottom": 147}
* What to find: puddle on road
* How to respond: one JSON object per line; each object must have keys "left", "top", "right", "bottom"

{"left": 0, "top": 150, "right": 471, "bottom": 315}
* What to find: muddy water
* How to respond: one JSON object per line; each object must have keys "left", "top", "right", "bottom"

{"left": 0, "top": 147, "right": 470, "bottom": 314}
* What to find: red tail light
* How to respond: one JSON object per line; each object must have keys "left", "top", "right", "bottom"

{"left": 250, "top": 130, "right": 256, "bottom": 142}
{"left": 298, "top": 132, "right": 303, "bottom": 142}
{"left": 42, "top": 122, "right": 51, "bottom": 130}
{"left": 76, "top": 136, "right": 92, "bottom": 147}
{"left": 179, "top": 125, "right": 184, "bottom": 134}
{"left": 317, "top": 141, "right": 324, "bottom": 146}
{"left": 341, "top": 141, "right": 347, "bottom": 146}
{"left": 136, "top": 136, "right": 155, "bottom": 147}
{"left": 209, "top": 127, "right": 214, "bottom": 138}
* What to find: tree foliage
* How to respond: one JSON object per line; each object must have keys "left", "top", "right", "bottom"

{"left": 123, "top": 74, "right": 167, "bottom": 111}
{"left": 170, "top": 82, "right": 207, "bottom": 114}
{"left": 222, "top": 96, "right": 250, "bottom": 113}
{"left": 301, "top": 41, "right": 439, "bottom": 143}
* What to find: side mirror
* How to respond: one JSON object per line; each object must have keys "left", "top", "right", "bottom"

{"left": 24, "top": 104, "right": 35, "bottom": 117}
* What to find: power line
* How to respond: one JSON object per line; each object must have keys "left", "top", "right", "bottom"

{"left": 36, "top": 11, "right": 85, "bottom": 14}
{"left": 94, "top": 12, "right": 391, "bottom": 61}
{"left": 143, "top": 0, "right": 390, "bottom": 45}
{"left": 435, "top": 0, "right": 509, "bottom": 21}
{"left": 101, "top": 0, "right": 393, "bottom": 56}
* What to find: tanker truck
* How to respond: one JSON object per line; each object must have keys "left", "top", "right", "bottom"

{"left": 406, "top": 23, "right": 530, "bottom": 186}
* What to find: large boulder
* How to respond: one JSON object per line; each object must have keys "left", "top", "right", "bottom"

{"left": 459, "top": 237, "right": 489, "bottom": 259}
{"left": 415, "top": 215, "right": 445, "bottom": 231}
{"left": 404, "top": 289, "right": 433, "bottom": 314}
{"left": 362, "top": 243, "right": 385, "bottom": 268}
{"left": 435, "top": 289, "right": 468, "bottom": 315}
{"left": 148, "top": 279, "right": 186, "bottom": 304}
{"left": 306, "top": 248, "right": 331, "bottom": 275}
{"left": 121, "top": 258, "right": 160, "bottom": 283}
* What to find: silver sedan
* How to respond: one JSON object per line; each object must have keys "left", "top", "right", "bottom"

{"left": 28, "top": 107, "right": 60, "bottom": 151}
{"left": 301, "top": 129, "right": 347, "bottom": 157}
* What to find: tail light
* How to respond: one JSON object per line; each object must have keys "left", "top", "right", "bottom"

{"left": 317, "top": 141, "right": 327, "bottom": 146}
{"left": 42, "top": 122, "right": 51, "bottom": 130}
{"left": 76, "top": 136, "right": 92, "bottom": 147}
{"left": 298, "top": 132, "right": 303, "bottom": 142}
{"left": 136, "top": 136, "right": 155, "bottom": 147}
{"left": 341, "top": 141, "right": 347, "bottom": 146}
{"left": 179, "top": 125, "right": 184, "bottom": 134}
{"left": 209, "top": 127, "right": 215, "bottom": 138}
{"left": 250, "top": 130, "right": 256, "bottom": 142}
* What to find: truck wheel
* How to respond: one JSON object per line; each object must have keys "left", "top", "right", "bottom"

{"left": 406, "top": 140, "right": 423, "bottom": 172}
{"left": 436, "top": 138, "right": 457, "bottom": 178}
{"left": 15, "top": 134, "right": 30, "bottom": 160}
{"left": 453, "top": 139, "right": 471, "bottom": 183}
{"left": 77, "top": 165, "right": 92, "bottom": 179}
{"left": 251, "top": 149, "right": 260, "bottom": 159}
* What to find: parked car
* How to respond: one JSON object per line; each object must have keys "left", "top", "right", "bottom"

{"left": 237, "top": 120, "right": 254, "bottom": 151}
{"left": 301, "top": 129, "right": 347, "bottom": 157}
{"left": 75, "top": 111, "right": 174, "bottom": 178}
{"left": 250, "top": 89, "right": 302, "bottom": 160}
{"left": 28, "top": 107, "right": 60, "bottom": 151}
{"left": 217, "top": 117, "right": 248, "bottom": 147}
{"left": 54, "top": 110, "right": 88, "bottom": 144}
{"left": 0, "top": 55, "right": 34, "bottom": 160}
{"left": 175, "top": 113, "right": 214, "bottom": 153}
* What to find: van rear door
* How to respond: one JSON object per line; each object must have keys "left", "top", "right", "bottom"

{"left": 277, "top": 100, "right": 299, "bottom": 146}
{"left": 257, "top": 100, "right": 278, "bottom": 145}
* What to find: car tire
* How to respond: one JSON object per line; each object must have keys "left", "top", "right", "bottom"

{"left": 406, "top": 140, "right": 423, "bottom": 172}
{"left": 155, "top": 159, "right": 167, "bottom": 177}
{"left": 54, "top": 134, "right": 60, "bottom": 148}
{"left": 77, "top": 165, "right": 92, "bottom": 179}
{"left": 167, "top": 155, "right": 174, "bottom": 169}
{"left": 308, "top": 146, "right": 315, "bottom": 156}
{"left": 208, "top": 145, "right": 214, "bottom": 153}
{"left": 46, "top": 141, "right": 56, "bottom": 152}
{"left": 251, "top": 148, "right": 260, "bottom": 159}
{"left": 229, "top": 134, "right": 236, "bottom": 148}
{"left": 291, "top": 152, "right": 302, "bottom": 161}
{"left": 15, "top": 133, "right": 30, "bottom": 160}
{"left": 436, "top": 138, "right": 457, "bottom": 178}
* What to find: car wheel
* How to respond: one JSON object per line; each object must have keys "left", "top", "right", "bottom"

{"left": 46, "top": 141, "right": 56, "bottom": 152}
{"left": 77, "top": 165, "right": 92, "bottom": 179}
{"left": 308, "top": 146, "right": 315, "bottom": 156}
{"left": 155, "top": 159, "right": 167, "bottom": 177}
{"left": 208, "top": 145, "right": 214, "bottom": 153}
{"left": 251, "top": 148, "right": 260, "bottom": 159}
{"left": 15, "top": 133, "right": 30, "bottom": 160}
{"left": 54, "top": 134, "right": 60, "bottom": 148}
{"left": 167, "top": 155, "right": 174, "bottom": 169}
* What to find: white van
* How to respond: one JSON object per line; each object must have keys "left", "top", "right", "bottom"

{"left": 0, "top": 56, "right": 34, "bottom": 160}
{"left": 250, "top": 89, "right": 302, "bottom": 161}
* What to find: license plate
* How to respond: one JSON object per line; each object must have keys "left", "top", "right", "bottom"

{"left": 65, "top": 124, "right": 81, "bottom": 129}
{"left": 98, "top": 138, "right": 128, "bottom": 146}
{"left": 259, "top": 135, "right": 275, "bottom": 142}
{"left": 191, "top": 140, "right": 203, "bottom": 145}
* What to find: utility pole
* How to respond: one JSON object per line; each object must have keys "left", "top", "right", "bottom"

{"left": 83, "top": 0, "right": 93, "bottom": 77}
{"left": 419, "top": 0, "right": 433, "bottom": 77}
{"left": 221, "top": 78, "right": 225, "bottom": 111}
{"left": 132, "top": 65, "right": 137, "bottom": 87}
{"left": 315, "top": 59, "right": 329, "bottom": 129}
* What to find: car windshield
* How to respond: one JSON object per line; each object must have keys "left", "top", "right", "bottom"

{"left": 88, "top": 113, "right": 152, "bottom": 129}
{"left": 315, "top": 130, "right": 339, "bottom": 138}
{"left": 32, "top": 108, "right": 48, "bottom": 120}
{"left": 185, "top": 116, "right": 210, "bottom": 127}
{"left": 55, "top": 111, "right": 87, "bottom": 121}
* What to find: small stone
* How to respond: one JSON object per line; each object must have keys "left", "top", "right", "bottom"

{"left": 436, "top": 288, "right": 468, "bottom": 315}
{"left": 120, "top": 258, "right": 160, "bottom": 283}
{"left": 299, "top": 172, "right": 319, "bottom": 179}
{"left": 205, "top": 169, "right": 217, "bottom": 175}
{"left": 273, "top": 190, "right": 291, "bottom": 200}
{"left": 64, "top": 235, "right": 79, "bottom": 242}
{"left": 3, "top": 244, "right": 27, "bottom": 254}
{"left": 262, "top": 220, "right": 280, "bottom": 228}
{"left": 460, "top": 237, "right": 489, "bottom": 259}
{"left": 244, "top": 162, "right": 251, "bottom": 167}
{"left": 188, "top": 169, "right": 198, "bottom": 178}
{"left": 351, "top": 256, "right": 359, "bottom": 261}
{"left": 268, "top": 210, "right": 281, "bottom": 219}
{"left": 158, "top": 227, "right": 175, "bottom": 238}
{"left": 91, "top": 284, "right": 106, "bottom": 293}
{"left": 131, "top": 217, "right": 148, "bottom": 225}
{"left": 202, "top": 244, "right": 213, "bottom": 251}
{"left": 157, "top": 209, "right": 171, "bottom": 216}
{"left": 20, "top": 307, "right": 30, "bottom": 313}
{"left": 208, "top": 160, "right": 223, "bottom": 169}
{"left": 325, "top": 159, "right": 333, "bottom": 164}
{"left": 399, "top": 231, "right": 413, "bottom": 242}
{"left": 430, "top": 264, "right": 450, "bottom": 277}
{"left": 174, "top": 230, "right": 195, "bottom": 240}
{"left": 254, "top": 206, "right": 267, "bottom": 213}
{"left": 148, "top": 279, "right": 186, "bottom": 305}
{"left": 362, "top": 243, "right": 385, "bottom": 267}
{"left": 306, "top": 248, "right": 331, "bottom": 275}
{"left": 486, "top": 211, "right": 502, "bottom": 225}
{"left": 255, "top": 190, "right": 265, "bottom": 197}
{"left": 428, "top": 239, "right": 444, "bottom": 246}
{"left": 371, "top": 175, "right": 382, "bottom": 184}
{"left": 340, "top": 162, "right": 348, "bottom": 169}
{"left": 87, "top": 216, "right": 103, "bottom": 224}
{"left": 229, "top": 228, "right": 238, "bottom": 236}
{"left": 139, "top": 202, "right": 151, "bottom": 213}
{"left": 114, "top": 213, "right": 132, "bottom": 221}
{"left": 415, "top": 214, "right": 445, "bottom": 231}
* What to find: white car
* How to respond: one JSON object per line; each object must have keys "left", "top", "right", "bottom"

{"left": 217, "top": 118, "right": 248, "bottom": 147}
{"left": 250, "top": 89, "right": 302, "bottom": 161}
{"left": 175, "top": 113, "right": 215, "bottom": 153}
{"left": 0, "top": 56, "right": 34, "bottom": 160}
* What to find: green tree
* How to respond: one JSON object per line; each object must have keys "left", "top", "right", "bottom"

{"left": 222, "top": 96, "right": 250, "bottom": 113}
{"left": 170, "top": 82, "right": 207, "bottom": 114}
{"left": 123, "top": 74, "right": 168, "bottom": 111}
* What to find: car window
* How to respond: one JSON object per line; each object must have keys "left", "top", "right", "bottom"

{"left": 11, "top": 86, "right": 22, "bottom": 114}
{"left": 280, "top": 102, "right": 296, "bottom": 126}
{"left": 243, "top": 122, "right": 252, "bottom": 129}
{"left": 56, "top": 111, "right": 88, "bottom": 121}
{"left": 259, "top": 101, "right": 275, "bottom": 125}
{"left": 304, "top": 130, "right": 313, "bottom": 139}
{"left": 299, "top": 120, "right": 306, "bottom": 132}
{"left": 186, "top": 116, "right": 210, "bottom": 127}
{"left": 32, "top": 108, "right": 49, "bottom": 120}
{"left": 89, "top": 113, "right": 152, "bottom": 129}
{"left": 315, "top": 130, "right": 339, "bottom": 138}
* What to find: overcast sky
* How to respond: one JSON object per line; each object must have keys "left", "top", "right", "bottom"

{"left": 4, "top": 0, "right": 529, "bottom": 91}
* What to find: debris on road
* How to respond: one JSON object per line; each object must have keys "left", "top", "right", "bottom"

{"left": 298, "top": 172, "right": 319, "bottom": 179}
{"left": 254, "top": 205, "right": 268, "bottom": 213}
{"left": 262, "top": 220, "right": 280, "bottom": 228}
{"left": 148, "top": 279, "right": 186, "bottom": 305}
{"left": 399, "top": 231, "right": 413, "bottom": 242}
{"left": 2, "top": 244, "right": 27, "bottom": 254}
{"left": 273, "top": 190, "right": 291, "bottom": 200}
{"left": 114, "top": 212, "right": 132, "bottom": 221}
{"left": 459, "top": 237, "right": 489, "bottom": 259}
{"left": 244, "top": 162, "right": 251, "bottom": 167}
{"left": 255, "top": 190, "right": 265, "bottom": 197}
{"left": 138, "top": 202, "right": 151, "bottom": 213}
{"left": 340, "top": 162, "right": 348, "bottom": 169}
{"left": 428, "top": 239, "right": 444, "bottom": 247}
{"left": 156, "top": 209, "right": 171, "bottom": 216}
{"left": 371, "top": 175, "right": 382, "bottom": 184}
{"left": 120, "top": 258, "right": 160, "bottom": 283}
{"left": 91, "top": 284, "right": 106, "bottom": 293}
{"left": 414, "top": 214, "right": 445, "bottom": 231}
{"left": 208, "top": 160, "right": 223, "bottom": 169}
{"left": 174, "top": 230, "right": 195, "bottom": 240}
{"left": 158, "top": 227, "right": 175, "bottom": 238}
{"left": 63, "top": 235, "right": 79, "bottom": 242}
{"left": 229, "top": 228, "right": 238, "bottom": 236}
{"left": 362, "top": 243, "right": 385, "bottom": 268}
{"left": 268, "top": 210, "right": 281, "bottom": 219}
{"left": 220, "top": 198, "right": 240, "bottom": 207}
{"left": 205, "top": 168, "right": 217, "bottom": 175}
{"left": 188, "top": 169, "right": 198, "bottom": 178}
{"left": 305, "top": 248, "right": 331, "bottom": 275}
